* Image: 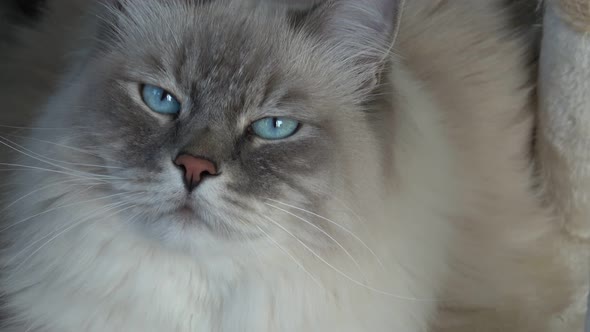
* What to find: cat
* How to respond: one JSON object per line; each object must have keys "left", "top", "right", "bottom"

{"left": 0, "top": 0, "right": 586, "bottom": 331}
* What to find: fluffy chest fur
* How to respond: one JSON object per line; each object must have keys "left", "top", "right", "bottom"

{"left": 4, "top": 157, "right": 449, "bottom": 332}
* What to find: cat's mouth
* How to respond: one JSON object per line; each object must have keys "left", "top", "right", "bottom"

{"left": 167, "top": 197, "right": 201, "bottom": 219}
{"left": 171, "top": 200, "right": 215, "bottom": 226}
{"left": 166, "top": 202, "right": 213, "bottom": 229}
{"left": 177, "top": 203, "right": 196, "bottom": 216}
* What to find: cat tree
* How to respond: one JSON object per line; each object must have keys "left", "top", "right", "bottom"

{"left": 538, "top": 0, "right": 590, "bottom": 329}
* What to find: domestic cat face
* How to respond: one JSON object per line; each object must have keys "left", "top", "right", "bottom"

{"left": 29, "top": 0, "right": 401, "bottom": 254}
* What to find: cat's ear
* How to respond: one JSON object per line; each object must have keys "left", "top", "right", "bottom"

{"left": 292, "top": 0, "right": 405, "bottom": 89}
{"left": 318, "top": 0, "right": 403, "bottom": 38}
{"left": 88, "top": 0, "right": 131, "bottom": 53}
{"left": 271, "top": 0, "right": 404, "bottom": 45}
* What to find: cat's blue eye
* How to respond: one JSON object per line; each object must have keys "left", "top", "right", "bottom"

{"left": 251, "top": 117, "right": 300, "bottom": 140}
{"left": 141, "top": 84, "right": 181, "bottom": 115}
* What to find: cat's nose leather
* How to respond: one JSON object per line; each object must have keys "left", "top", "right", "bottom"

{"left": 174, "top": 154, "right": 217, "bottom": 192}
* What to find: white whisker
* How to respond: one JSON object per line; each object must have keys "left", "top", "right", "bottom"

{"left": 80, "top": 209, "right": 144, "bottom": 241}
{"left": 265, "top": 198, "right": 385, "bottom": 270}
{"left": 0, "top": 124, "right": 89, "bottom": 131}
{"left": 3, "top": 133, "right": 91, "bottom": 152}
{"left": 265, "top": 202, "right": 367, "bottom": 281}
{"left": 6, "top": 200, "right": 132, "bottom": 265}
{"left": 0, "top": 179, "right": 95, "bottom": 213}
{"left": 0, "top": 169, "right": 49, "bottom": 172}
{"left": 24, "top": 323, "right": 35, "bottom": 332}
{"left": 0, "top": 134, "right": 122, "bottom": 169}
{"left": 0, "top": 136, "right": 124, "bottom": 179}
{"left": 0, "top": 163, "right": 120, "bottom": 182}
{"left": 254, "top": 224, "right": 323, "bottom": 289}
{"left": 0, "top": 191, "right": 144, "bottom": 233}
{"left": 236, "top": 220, "right": 265, "bottom": 267}
{"left": 13, "top": 202, "right": 138, "bottom": 270}
{"left": 263, "top": 215, "right": 433, "bottom": 302}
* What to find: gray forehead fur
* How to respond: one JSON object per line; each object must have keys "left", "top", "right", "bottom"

{"left": 96, "top": 0, "right": 401, "bottom": 101}
{"left": 80, "top": 0, "right": 400, "bottom": 165}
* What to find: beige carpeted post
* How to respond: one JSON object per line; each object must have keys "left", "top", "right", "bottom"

{"left": 559, "top": 0, "right": 590, "bottom": 32}
{"left": 538, "top": 0, "right": 590, "bottom": 240}
{"left": 537, "top": 3, "right": 590, "bottom": 330}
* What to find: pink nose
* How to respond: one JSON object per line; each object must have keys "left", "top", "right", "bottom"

{"left": 174, "top": 154, "right": 217, "bottom": 191}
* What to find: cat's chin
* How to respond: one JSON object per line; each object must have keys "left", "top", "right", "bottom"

{"left": 132, "top": 197, "right": 247, "bottom": 244}
{"left": 175, "top": 203, "right": 199, "bottom": 220}
{"left": 140, "top": 192, "right": 210, "bottom": 222}
{"left": 131, "top": 209, "right": 235, "bottom": 257}
{"left": 165, "top": 204, "right": 216, "bottom": 230}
